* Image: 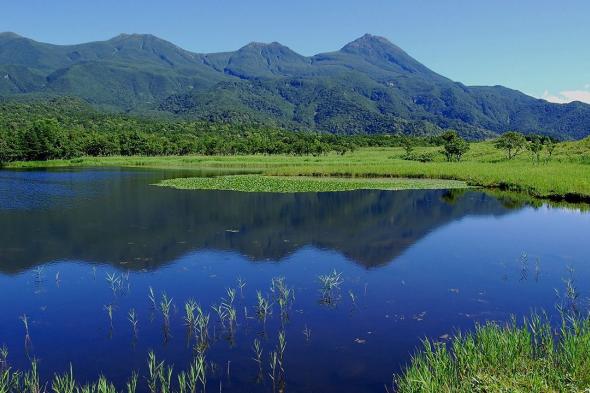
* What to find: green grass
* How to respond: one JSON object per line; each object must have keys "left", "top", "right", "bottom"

{"left": 396, "top": 315, "right": 590, "bottom": 392}
{"left": 5, "top": 139, "right": 590, "bottom": 201}
{"left": 156, "top": 175, "right": 467, "bottom": 193}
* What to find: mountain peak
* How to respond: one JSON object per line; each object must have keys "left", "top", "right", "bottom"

{"left": 109, "top": 33, "right": 168, "bottom": 43}
{"left": 226, "top": 41, "right": 309, "bottom": 79}
{"left": 342, "top": 34, "right": 402, "bottom": 53}
{"left": 339, "top": 33, "right": 434, "bottom": 77}
{"left": 239, "top": 41, "right": 295, "bottom": 52}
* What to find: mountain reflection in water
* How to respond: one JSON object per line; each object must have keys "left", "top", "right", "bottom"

{"left": 0, "top": 169, "right": 514, "bottom": 273}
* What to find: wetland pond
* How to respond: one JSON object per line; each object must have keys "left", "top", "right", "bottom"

{"left": 1, "top": 168, "right": 589, "bottom": 392}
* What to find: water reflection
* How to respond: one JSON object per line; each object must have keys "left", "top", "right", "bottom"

{"left": 0, "top": 169, "right": 514, "bottom": 273}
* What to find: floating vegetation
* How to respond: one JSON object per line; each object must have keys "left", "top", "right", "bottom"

{"left": 156, "top": 175, "right": 467, "bottom": 194}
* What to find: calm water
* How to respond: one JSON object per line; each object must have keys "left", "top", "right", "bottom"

{"left": 0, "top": 168, "right": 589, "bottom": 392}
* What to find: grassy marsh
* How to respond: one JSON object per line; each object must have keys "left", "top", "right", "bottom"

{"left": 396, "top": 315, "right": 590, "bottom": 392}
{"left": 5, "top": 139, "right": 590, "bottom": 201}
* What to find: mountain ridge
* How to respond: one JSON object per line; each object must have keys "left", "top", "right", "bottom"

{"left": 1, "top": 32, "right": 589, "bottom": 140}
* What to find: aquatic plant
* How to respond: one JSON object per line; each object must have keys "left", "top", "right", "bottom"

{"left": 147, "top": 351, "right": 164, "bottom": 393}
{"left": 256, "top": 291, "right": 273, "bottom": 325}
{"left": 160, "top": 293, "right": 173, "bottom": 326}
{"left": 349, "top": 290, "right": 357, "bottom": 307}
{"left": 271, "top": 277, "right": 295, "bottom": 323}
{"left": 19, "top": 314, "right": 32, "bottom": 349}
{"left": 103, "top": 305, "right": 114, "bottom": 330}
{"left": 128, "top": 309, "right": 139, "bottom": 337}
{"left": 105, "top": 273, "right": 123, "bottom": 296}
{"left": 319, "top": 270, "right": 343, "bottom": 292}
{"left": 33, "top": 267, "right": 44, "bottom": 283}
{"left": 302, "top": 325, "right": 312, "bottom": 342}
{"left": 237, "top": 277, "right": 246, "bottom": 298}
{"left": 148, "top": 287, "right": 157, "bottom": 310}
{"left": 318, "top": 270, "right": 344, "bottom": 305}
{"left": 0, "top": 351, "right": 209, "bottom": 393}
{"left": 0, "top": 346, "right": 8, "bottom": 370}
{"left": 194, "top": 305, "right": 210, "bottom": 354}
{"left": 159, "top": 293, "right": 173, "bottom": 342}
{"left": 225, "top": 288, "right": 236, "bottom": 305}
{"left": 158, "top": 174, "right": 467, "bottom": 194}
{"left": 519, "top": 252, "right": 529, "bottom": 281}
{"left": 252, "top": 339, "right": 263, "bottom": 365}
{"left": 52, "top": 364, "right": 76, "bottom": 393}
{"left": 211, "top": 303, "right": 228, "bottom": 329}
{"left": 184, "top": 299, "right": 198, "bottom": 332}
{"left": 268, "top": 350, "right": 278, "bottom": 392}
{"left": 24, "top": 359, "right": 41, "bottom": 393}
{"left": 126, "top": 373, "right": 138, "bottom": 393}
{"left": 277, "top": 331, "right": 286, "bottom": 373}
{"left": 556, "top": 267, "right": 583, "bottom": 320}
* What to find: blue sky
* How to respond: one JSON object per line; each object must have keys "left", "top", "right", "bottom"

{"left": 2, "top": 0, "right": 589, "bottom": 102}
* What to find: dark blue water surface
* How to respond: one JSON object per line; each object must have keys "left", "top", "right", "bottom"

{"left": 0, "top": 168, "right": 589, "bottom": 392}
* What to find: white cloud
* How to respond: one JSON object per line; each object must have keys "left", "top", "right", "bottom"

{"left": 542, "top": 87, "right": 590, "bottom": 104}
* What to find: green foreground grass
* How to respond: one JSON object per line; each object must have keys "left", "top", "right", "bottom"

{"left": 6, "top": 139, "right": 590, "bottom": 201}
{"left": 396, "top": 315, "right": 590, "bottom": 393}
{"left": 156, "top": 175, "right": 467, "bottom": 193}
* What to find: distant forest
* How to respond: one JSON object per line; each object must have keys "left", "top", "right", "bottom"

{"left": 0, "top": 97, "right": 446, "bottom": 162}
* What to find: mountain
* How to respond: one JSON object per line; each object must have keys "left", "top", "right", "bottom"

{"left": 1, "top": 32, "right": 589, "bottom": 139}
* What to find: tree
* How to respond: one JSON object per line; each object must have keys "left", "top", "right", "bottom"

{"left": 527, "top": 136, "right": 544, "bottom": 163}
{"left": 440, "top": 130, "right": 469, "bottom": 162}
{"left": 495, "top": 132, "right": 527, "bottom": 160}
{"left": 0, "top": 133, "right": 9, "bottom": 165}
{"left": 400, "top": 135, "right": 414, "bottom": 158}
{"left": 20, "top": 118, "right": 62, "bottom": 160}
{"left": 545, "top": 139, "right": 556, "bottom": 159}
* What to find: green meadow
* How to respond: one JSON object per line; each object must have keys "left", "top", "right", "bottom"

{"left": 7, "top": 139, "right": 590, "bottom": 201}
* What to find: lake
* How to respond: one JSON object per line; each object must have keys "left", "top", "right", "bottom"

{"left": 1, "top": 168, "right": 589, "bottom": 392}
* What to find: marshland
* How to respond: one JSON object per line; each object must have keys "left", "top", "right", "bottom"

{"left": 1, "top": 168, "right": 589, "bottom": 392}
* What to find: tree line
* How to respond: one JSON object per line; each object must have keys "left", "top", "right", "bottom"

{"left": 0, "top": 98, "right": 449, "bottom": 163}
{"left": 0, "top": 98, "right": 559, "bottom": 165}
